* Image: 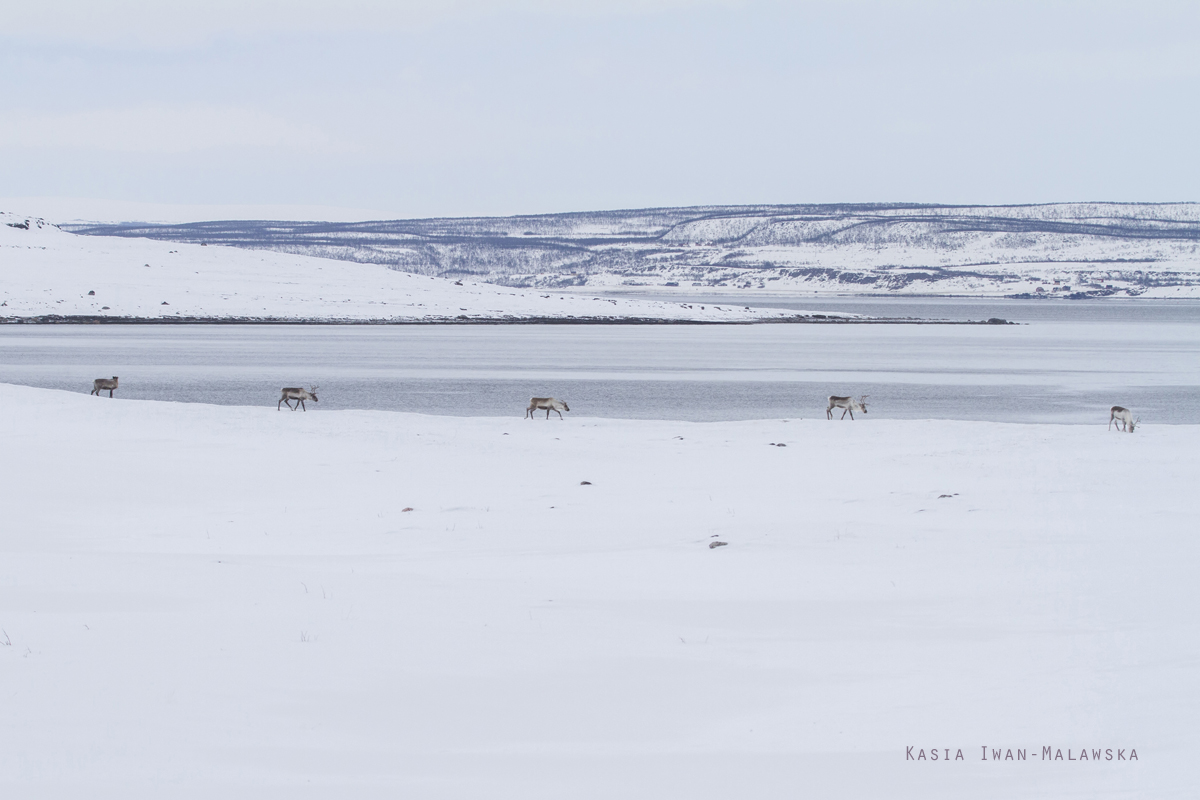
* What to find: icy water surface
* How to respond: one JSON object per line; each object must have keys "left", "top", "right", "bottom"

{"left": 2, "top": 299, "right": 1199, "bottom": 423}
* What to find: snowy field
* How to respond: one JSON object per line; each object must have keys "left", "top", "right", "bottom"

{"left": 2, "top": 382, "right": 1194, "bottom": 798}
{"left": 0, "top": 211, "right": 841, "bottom": 323}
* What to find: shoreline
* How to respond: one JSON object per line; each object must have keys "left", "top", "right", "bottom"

{"left": 0, "top": 385, "right": 1182, "bottom": 424}
{"left": 0, "top": 314, "right": 1014, "bottom": 326}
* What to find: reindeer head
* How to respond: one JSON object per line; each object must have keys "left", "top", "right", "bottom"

{"left": 1129, "top": 417, "right": 1139, "bottom": 433}
{"left": 858, "top": 395, "right": 869, "bottom": 413}
{"left": 309, "top": 386, "right": 319, "bottom": 402}
{"left": 561, "top": 402, "right": 569, "bottom": 412}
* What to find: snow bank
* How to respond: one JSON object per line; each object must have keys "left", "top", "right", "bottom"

{"left": 0, "top": 211, "right": 845, "bottom": 323}
{"left": 1, "top": 383, "right": 1193, "bottom": 798}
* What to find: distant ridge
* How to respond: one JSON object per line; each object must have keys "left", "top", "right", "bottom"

{"left": 0, "top": 209, "right": 857, "bottom": 323}
{"left": 65, "top": 202, "right": 1200, "bottom": 298}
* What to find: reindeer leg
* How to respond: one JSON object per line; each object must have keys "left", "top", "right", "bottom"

{"left": 840, "top": 408, "right": 848, "bottom": 419}
{"left": 299, "top": 399, "right": 306, "bottom": 411}
{"left": 109, "top": 389, "right": 114, "bottom": 398}
{"left": 555, "top": 409, "right": 563, "bottom": 419}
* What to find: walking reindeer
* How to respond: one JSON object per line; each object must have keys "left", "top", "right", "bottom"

{"left": 526, "top": 397, "right": 569, "bottom": 420}
{"left": 1108, "top": 406, "right": 1138, "bottom": 433}
{"left": 90, "top": 377, "right": 118, "bottom": 397}
{"left": 827, "top": 395, "right": 868, "bottom": 420}
{"left": 278, "top": 386, "right": 319, "bottom": 411}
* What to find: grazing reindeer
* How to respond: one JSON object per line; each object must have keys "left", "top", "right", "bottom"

{"left": 827, "top": 395, "right": 868, "bottom": 420}
{"left": 526, "top": 397, "right": 569, "bottom": 420}
{"left": 278, "top": 386, "right": 319, "bottom": 411}
{"left": 1109, "top": 406, "right": 1138, "bottom": 432}
{"left": 90, "top": 376, "right": 119, "bottom": 397}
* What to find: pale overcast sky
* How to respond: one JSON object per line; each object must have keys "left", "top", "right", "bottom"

{"left": 1, "top": 0, "right": 1197, "bottom": 219}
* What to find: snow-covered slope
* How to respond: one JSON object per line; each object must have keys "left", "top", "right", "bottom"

{"left": 64, "top": 202, "right": 1200, "bottom": 298}
{"left": 0, "top": 211, "right": 844, "bottom": 323}
{"left": 2, "top": 384, "right": 1192, "bottom": 796}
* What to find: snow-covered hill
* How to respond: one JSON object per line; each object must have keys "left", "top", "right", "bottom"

{"left": 63, "top": 202, "right": 1200, "bottom": 299}
{"left": 0, "top": 211, "right": 848, "bottom": 323}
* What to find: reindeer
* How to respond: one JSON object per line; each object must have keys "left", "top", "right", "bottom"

{"left": 90, "top": 376, "right": 118, "bottom": 397}
{"left": 827, "top": 395, "right": 868, "bottom": 420}
{"left": 1109, "top": 406, "right": 1138, "bottom": 432}
{"left": 278, "top": 386, "right": 319, "bottom": 411}
{"left": 526, "top": 397, "right": 569, "bottom": 420}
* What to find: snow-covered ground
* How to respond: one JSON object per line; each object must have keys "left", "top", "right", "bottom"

{"left": 0, "top": 211, "right": 839, "bottom": 323}
{"left": 2, "top": 383, "right": 1193, "bottom": 798}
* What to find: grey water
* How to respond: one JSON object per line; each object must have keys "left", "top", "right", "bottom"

{"left": 1, "top": 298, "right": 1198, "bottom": 424}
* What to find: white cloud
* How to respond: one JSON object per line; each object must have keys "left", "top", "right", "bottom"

{"left": 0, "top": 105, "right": 331, "bottom": 153}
